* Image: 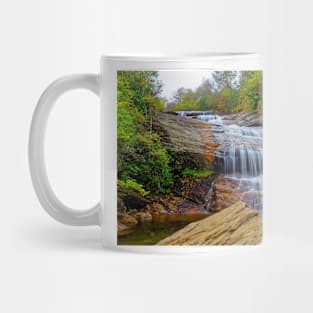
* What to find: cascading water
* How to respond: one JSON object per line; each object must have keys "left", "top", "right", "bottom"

{"left": 177, "top": 111, "right": 213, "bottom": 117}
{"left": 223, "top": 144, "right": 262, "bottom": 178}
{"left": 195, "top": 111, "right": 263, "bottom": 210}
{"left": 226, "top": 124, "right": 262, "bottom": 138}
{"left": 197, "top": 114, "right": 223, "bottom": 124}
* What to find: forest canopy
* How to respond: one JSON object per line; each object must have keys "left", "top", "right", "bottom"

{"left": 167, "top": 71, "right": 262, "bottom": 113}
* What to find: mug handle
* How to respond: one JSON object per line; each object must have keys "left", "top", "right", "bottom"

{"left": 29, "top": 74, "right": 101, "bottom": 226}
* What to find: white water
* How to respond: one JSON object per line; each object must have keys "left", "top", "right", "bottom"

{"left": 224, "top": 144, "right": 262, "bottom": 178}
{"left": 226, "top": 124, "right": 262, "bottom": 138}
{"left": 197, "top": 114, "right": 223, "bottom": 125}
{"left": 184, "top": 110, "right": 263, "bottom": 210}
{"left": 194, "top": 112, "right": 263, "bottom": 179}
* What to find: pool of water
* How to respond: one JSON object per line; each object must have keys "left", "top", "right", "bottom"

{"left": 118, "top": 213, "right": 209, "bottom": 245}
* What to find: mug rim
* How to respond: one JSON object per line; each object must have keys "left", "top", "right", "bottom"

{"left": 101, "top": 52, "right": 259, "bottom": 62}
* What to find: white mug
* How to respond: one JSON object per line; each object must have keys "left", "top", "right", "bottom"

{"left": 29, "top": 53, "right": 263, "bottom": 252}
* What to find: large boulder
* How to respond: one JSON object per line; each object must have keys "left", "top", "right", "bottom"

{"left": 118, "top": 188, "right": 149, "bottom": 211}
{"left": 118, "top": 213, "right": 138, "bottom": 227}
{"left": 158, "top": 201, "right": 262, "bottom": 245}
{"left": 149, "top": 202, "right": 168, "bottom": 214}
{"left": 131, "top": 211, "right": 152, "bottom": 223}
{"left": 154, "top": 112, "right": 217, "bottom": 169}
{"left": 117, "top": 213, "right": 138, "bottom": 236}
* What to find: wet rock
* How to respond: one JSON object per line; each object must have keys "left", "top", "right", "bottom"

{"left": 118, "top": 222, "right": 135, "bottom": 236}
{"left": 132, "top": 211, "right": 152, "bottom": 223}
{"left": 208, "top": 175, "right": 241, "bottom": 212}
{"left": 241, "top": 191, "right": 262, "bottom": 211}
{"left": 166, "top": 202, "right": 177, "bottom": 212}
{"left": 117, "top": 195, "right": 127, "bottom": 212}
{"left": 187, "top": 175, "right": 215, "bottom": 205}
{"left": 118, "top": 213, "right": 137, "bottom": 226}
{"left": 118, "top": 188, "right": 148, "bottom": 211}
{"left": 208, "top": 175, "right": 262, "bottom": 212}
{"left": 150, "top": 203, "right": 167, "bottom": 214}
{"left": 117, "top": 213, "right": 138, "bottom": 236}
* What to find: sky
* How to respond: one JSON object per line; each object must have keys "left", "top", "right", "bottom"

{"left": 158, "top": 71, "right": 213, "bottom": 101}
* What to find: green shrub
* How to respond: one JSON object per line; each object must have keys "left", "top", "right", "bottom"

{"left": 182, "top": 168, "right": 214, "bottom": 179}
{"left": 118, "top": 179, "right": 150, "bottom": 197}
{"left": 117, "top": 71, "right": 173, "bottom": 195}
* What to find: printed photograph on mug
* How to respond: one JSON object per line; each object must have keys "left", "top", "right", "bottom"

{"left": 116, "top": 70, "right": 262, "bottom": 245}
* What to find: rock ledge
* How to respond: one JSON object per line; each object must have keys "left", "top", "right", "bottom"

{"left": 158, "top": 201, "right": 262, "bottom": 245}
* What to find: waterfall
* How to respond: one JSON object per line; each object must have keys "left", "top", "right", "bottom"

{"left": 224, "top": 145, "right": 262, "bottom": 178}
{"left": 197, "top": 114, "right": 223, "bottom": 125}
{"left": 226, "top": 124, "right": 262, "bottom": 138}
{"left": 196, "top": 112, "right": 263, "bottom": 210}
{"left": 195, "top": 113, "right": 262, "bottom": 179}
{"left": 177, "top": 111, "right": 213, "bottom": 117}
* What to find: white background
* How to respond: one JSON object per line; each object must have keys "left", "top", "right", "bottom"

{"left": 1, "top": 0, "right": 313, "bottom": 312}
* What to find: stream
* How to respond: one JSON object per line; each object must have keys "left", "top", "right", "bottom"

{"left": 118, "top": 213, "right": 209, "bottom": 245}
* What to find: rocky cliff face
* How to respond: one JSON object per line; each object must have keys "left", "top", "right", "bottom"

{"left": 158, "top": 201, "right": 262, "bottom": 245}
{"left": 118, "top": 113, "right": 218, "bottom": 235}
{"left": 154, "top": 112, "right": 217, "bottom": 168}
{"left": 222, "top": 111, "right": 262, "bottom": 127}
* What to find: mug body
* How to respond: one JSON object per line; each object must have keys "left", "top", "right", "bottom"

{"left": 100, "top": 53, "right": 263, "bottom": 253}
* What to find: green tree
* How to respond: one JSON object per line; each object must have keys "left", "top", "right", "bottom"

{"left": 196, "top": 95, "right": 213, "bottom": 110}
{"left": 167, "top": 70, "right": 261, "bottom": 113}
{"left": 117, "top": 71, "right": 173, "bottom": 195}
{"left": 239, "top": 71, "right": 262, "bottom": 112}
